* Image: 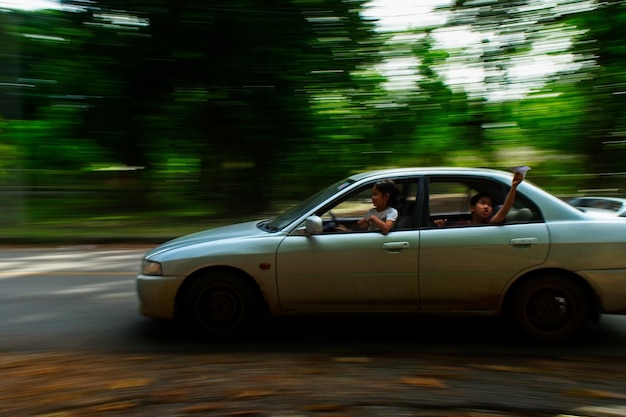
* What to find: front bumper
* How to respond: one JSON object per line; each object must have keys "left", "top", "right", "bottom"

{"left": 136, "top": 274, "right": 183, "bottom": 319}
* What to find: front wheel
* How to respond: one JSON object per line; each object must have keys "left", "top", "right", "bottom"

{"left": 184, "top": 272, "right": 260, "bottom": 341}
{"left": 511, "top": 275, "right": 588, "bottom": 344}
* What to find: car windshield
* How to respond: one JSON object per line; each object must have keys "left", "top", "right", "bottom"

{"left": 259, "top": 178, "right": 355, "bottom": 231}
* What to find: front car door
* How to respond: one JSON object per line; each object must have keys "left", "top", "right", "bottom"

{"left": 275, "top": 178, "right": 421, "bottom": 312}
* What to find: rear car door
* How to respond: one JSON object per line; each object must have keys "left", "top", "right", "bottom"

{"left": 419, "top": 176, "right": 550, "bottom": 312}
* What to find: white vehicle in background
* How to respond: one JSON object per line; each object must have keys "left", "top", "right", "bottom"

{"left": 567, "top": 196, "right": 626, "bottom": 218}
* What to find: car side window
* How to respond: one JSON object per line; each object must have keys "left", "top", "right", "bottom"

{"left": 428, "top": 178, "right": 543, "bottom": 227}
{"left": 321, "top": 188, "right": 372, "bottom": 223}
{"left": 318, "top": 179, "right": 421, "bottom": 233}
{"left": 506, "top": 192, "right": 543, "bottom": 223}
{"left": 315, "top": 186, "right": 375, "bottom": 233}
{"left": 428, "top": 181, "right": 474, "bottom": 226}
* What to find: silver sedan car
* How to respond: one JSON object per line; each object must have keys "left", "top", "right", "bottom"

{"left": 137, "top": 168, "right": 626, "bottom": 344}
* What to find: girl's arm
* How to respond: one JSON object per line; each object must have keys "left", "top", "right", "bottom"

{"left": 357, "top": 217, "right": 370, "bottom": 229}
{"left": 368, "top": 211, "right": 395, "bottom": 235}
{"left": 368, "top": 215, "right": 395, "bottom": 234}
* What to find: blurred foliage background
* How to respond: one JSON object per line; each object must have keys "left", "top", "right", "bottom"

{"left": 1, "top": 0, "right": 625, "bottom": 239}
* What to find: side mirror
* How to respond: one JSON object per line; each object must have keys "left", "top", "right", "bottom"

{"left": 305, "top": 216, "right": 323, "bottom": 235}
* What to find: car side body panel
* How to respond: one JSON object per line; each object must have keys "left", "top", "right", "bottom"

{"left": 541, "top": 220, "right": 626, "bottom": 314}
{"left": 137, "top": 221, "right": 288, "bottom": 319}
{"left": 419, "top": 223, "right": 550, "bottom": 311}
{"left": 577, "top": 269, "right": 626, "bottom": 313}
{"left": 543, "top": 220, "right": 626, "bottom": 271}
{"left": 275, "top": 229, "right": 420, "bottom": 311}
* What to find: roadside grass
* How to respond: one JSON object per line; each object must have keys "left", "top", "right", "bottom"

{"left": 2, "top": 194, "right": 296, "bottom": 244}
{"left": 1, "top": 210, "right": 261, "bottom": 245}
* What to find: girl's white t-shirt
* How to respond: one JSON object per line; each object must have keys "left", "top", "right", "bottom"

{"left": 365, "top": 207, "right": 398, "bottom": 231}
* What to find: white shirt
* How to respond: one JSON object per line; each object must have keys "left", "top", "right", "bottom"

{"left": 365, "top": 207, "right": 398, "bottom": 231}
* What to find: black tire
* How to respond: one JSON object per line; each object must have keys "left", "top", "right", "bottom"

{"left": 511, "top": 274, "right": 588, "bottom": 344}
{"left": 184, "top": 272, "right": 260, "bottom": 341}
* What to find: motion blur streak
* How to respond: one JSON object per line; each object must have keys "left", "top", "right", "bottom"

{"left": 0, "top": 0, "right": 624, "bottom": 238}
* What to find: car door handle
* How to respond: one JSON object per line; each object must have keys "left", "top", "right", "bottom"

{"left": 510, "top": 238, "right": 538, "bottom": 247}
{"left": 383, "top": 242, "right": 409, "bottom": 252}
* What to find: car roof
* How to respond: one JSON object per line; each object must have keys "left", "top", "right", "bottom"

{"left": 347, "top": 167, "right": 513, "bottom": 181}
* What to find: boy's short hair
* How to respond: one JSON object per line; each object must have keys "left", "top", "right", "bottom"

{"left": 470, "top": 192, "right": 493, "bottom": 206}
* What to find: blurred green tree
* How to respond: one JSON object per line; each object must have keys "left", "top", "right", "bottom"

{"left": 2, "top": 0, "right": 625, "bottom": 227}
{"left": 566, "top": 0, "right": 626, "bottom": 175}
{"left": 56, "top": 0, "right": 385, "bottom": 208}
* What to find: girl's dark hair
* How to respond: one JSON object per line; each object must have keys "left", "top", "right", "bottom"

{"left": 470, "top": 192, "right": 493, "bottom": 206}
{"left": 374, "top": 179, "right": 399, "bottom": 206}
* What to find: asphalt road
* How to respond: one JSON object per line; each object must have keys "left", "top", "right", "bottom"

{"left": 1, "top": 245, "right": 626, "bottom": 417}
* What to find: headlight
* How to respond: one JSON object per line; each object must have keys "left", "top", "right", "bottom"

{"left": 142, "top": 260, "right": 163, "bottom": 276}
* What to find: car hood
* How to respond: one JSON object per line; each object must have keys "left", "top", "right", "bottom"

{"left": 146, "top": 220, "right": 269, "bottom": 258}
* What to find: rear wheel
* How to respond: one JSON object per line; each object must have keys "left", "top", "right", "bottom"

{"left": 184, "top": 272, "right": 260, "bottom": 340}
{"left": 512, "top": 274, "right": 588, "bottom": 344}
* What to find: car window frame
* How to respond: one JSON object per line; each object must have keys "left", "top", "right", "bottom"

{"left": 314, "top": 176, "right": 425, "bottom": 233}
{"left": 422, "top": 174, "right": 544, "bottom": 228}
